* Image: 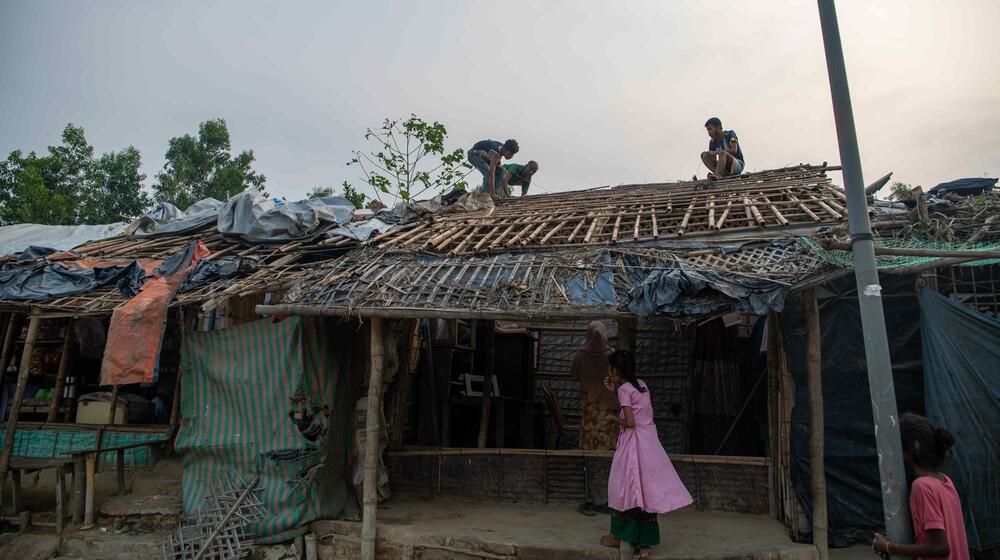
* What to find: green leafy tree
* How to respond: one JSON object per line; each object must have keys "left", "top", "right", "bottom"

{"left": 80, "top": 147, "right": 151, "bottom": 223}
{"left": 889, "top": 181, "right": 914, "bottom": 201}
{"left": 349, "top": 115, "right": 471, "bottom": 206}
{"left": 307, "top": 186, "right": 335, "bottom": 198}
{"left": 309, "top": 181, "right": 367, "bottom": 209}
{"left": 0, "top": 124, "right": 150, "bottom": 225}
{"left": 153, "top": 119, "right": 266, "bottom": 209}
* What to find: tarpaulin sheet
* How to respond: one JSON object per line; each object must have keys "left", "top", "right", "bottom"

{"left": 780, "top": 275, "right": 924, "bottom": 547}
{"left": 0, "top": 260, "right": 147, "bottom": 301}
{"left": 175, "top": 317, "right": 361, "bottom": 542}
{"left": 125, "top": 198, "right": 223, "bottom": 238}
{"left": 100, "top": 241, "right": 210, "bottom": 385}
{"left": 920, "top": 288, "right": 1000, "bottom": 551}
{"left": 218, "top": 191, "right": 355, "bottom": 243}
{"left": 625, "top": 253, "right": 787, "bottom": 317}
{"left": 178, "top": 256, "right": 260, "bottom": 293}
{"left": 0, "top": 222, "right": 125, "bottom": 256}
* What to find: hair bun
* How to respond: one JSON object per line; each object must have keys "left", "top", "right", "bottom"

{"left": 935, "top": 427, "right": 955, "bottom": 451}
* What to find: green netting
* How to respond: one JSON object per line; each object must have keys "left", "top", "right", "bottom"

{"left": 0, "top": 429, "right": 167, "bottom": 467}
{"left": 802, "top": 237, "right": 1000, "bottom": 270}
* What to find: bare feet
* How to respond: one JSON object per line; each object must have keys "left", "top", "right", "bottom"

{"left": 707, "top": 172, "right": 719, "bottom": 181}
{"left": 599, "top": 534, "right": 620, "bottom": 548}
{"left": 634, "top": 549, "right": 650, "bottom": 559}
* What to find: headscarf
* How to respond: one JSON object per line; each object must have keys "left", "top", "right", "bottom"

{"left": 580, "top": 321, "right": 611, "bottom": 355}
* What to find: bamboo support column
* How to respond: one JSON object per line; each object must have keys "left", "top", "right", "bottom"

{"left": 48, "top": 320, "right": 74, "bottom": 422}
{"left": 361, "top": 317, "right": 386, "bottom": 560}
{"left": 0, "top": 313, "right": 22, "bottom": 389}
{"left": 477, "top": 321, "right": 497, "bottom": 448}
{"left": 802, "top": 288, "right": 829, "bottom": 560}
{"left": 0, "top": 310, "right": 41, "bottom": 490}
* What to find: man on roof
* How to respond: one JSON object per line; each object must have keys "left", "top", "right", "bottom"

{"left": 468, "top": 139, "right": 519, "bottom": 200}
{"left": 500, "top": 160, "right": 539, "bottom": 197}
{"left": 700, "top": 117, "right": 745, "bottom": 181}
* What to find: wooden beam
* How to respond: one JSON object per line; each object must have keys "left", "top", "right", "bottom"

{"left": 477, "top": 321, "right": 497, "bottom": 448}
{"left": 0, "top": 310, "right": 41, "bottom": 491}
{"left": 48, "top": 320, "right": 74, "bottom": 422}
{"left": 361, "top": 317, "right": 386, "bottom": 560}
{"left": 802, "top": 288, "right": 829, "bottom": 560}
{"left": 0, "top": 313, "right": 21, "bottom": 390}
{"left": 256, "top": 304, "right": 630, "bottom": 322}
{"left": 822, "top": 241, "right": 1000, "bottom": 259}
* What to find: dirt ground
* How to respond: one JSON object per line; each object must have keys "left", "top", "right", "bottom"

{"left": 314, "top": 496, "right": 821, "bottom": 559}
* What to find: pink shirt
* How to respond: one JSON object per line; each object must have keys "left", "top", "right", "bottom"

{"left": 909, "top": 475, "right": 969, "bottom": 560}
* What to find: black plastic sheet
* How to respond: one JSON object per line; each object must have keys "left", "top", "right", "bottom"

{"left": 179, "top": 256, "right": 260, "bottom": 293}
{"left": 780, "top": 275, "right": 924, "bottom": 547}
{"left": 0, "top": 260, "right": 147, "bottom": 301}
{"left": 920, "top": 288, "right": 1000, "bottom": 552}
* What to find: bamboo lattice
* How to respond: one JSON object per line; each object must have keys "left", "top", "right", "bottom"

{"left": 373, "top": 165, "right": 851, "bottom": 256}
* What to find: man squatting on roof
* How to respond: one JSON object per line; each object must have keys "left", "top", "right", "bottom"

{"left": 500, "top": 160, "right": 539, "bottom": 197}
{"left": 467, "top": 139, "right": 519, "bottom": 200}
{"left": 700, "top": 117, "right": 745, "bottom": 181}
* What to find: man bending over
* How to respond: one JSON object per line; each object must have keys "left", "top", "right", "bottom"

{"left": 700, "top": 117, "right": 745, "bottom": 180}
{"left": 501, "top": 160, "right": 539, "bottom": 197}
{"left": 468, "top": 139, "right": 519, "bottom": 199}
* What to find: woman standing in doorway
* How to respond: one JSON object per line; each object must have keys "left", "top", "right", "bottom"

{"left": 601, "top": 350, "right": 693, "bottom": 559}
{"left": 570, "top": 321, "right": 619, "bottom": 452}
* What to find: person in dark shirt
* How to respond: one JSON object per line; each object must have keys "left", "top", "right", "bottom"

{"left": 468, "top": 139, "right": 519, "bottom": 199}
{"left": 700, "top": 117, "right": 745, "bottom": 180}
{"left": 500, "top": 160, "right": 539, "bottom": 197}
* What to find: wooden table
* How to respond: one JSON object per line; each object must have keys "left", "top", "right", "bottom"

{"left": 8, "top": 455, "right": 76, "bottom": 534}
{"left": 69, "top": 440, "right": 169, "bottom": 528}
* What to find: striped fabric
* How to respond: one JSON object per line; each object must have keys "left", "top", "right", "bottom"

{"left": 175, "top": 317, "right": 360, "bottom": 543}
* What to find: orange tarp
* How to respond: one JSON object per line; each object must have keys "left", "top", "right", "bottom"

{"left": 100, "top": 242, "right": 210, "bottom": 386}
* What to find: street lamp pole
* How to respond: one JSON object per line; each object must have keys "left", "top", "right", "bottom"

{"left": 815, "top": 0, "right": 912, "bottom": 553}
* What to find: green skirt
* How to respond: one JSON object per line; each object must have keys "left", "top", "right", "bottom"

{"left": 610, "top": 508, "right": 660, "bottom": 548}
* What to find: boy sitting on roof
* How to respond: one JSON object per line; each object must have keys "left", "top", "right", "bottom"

{"left": 500, "top": 161, "right": 539, "bottom": 197}
{"left": 700, "top": 117, "right": 745, "bottom": 180}
{"left": 468, "top": 139, "right": 519, "bottom": 200}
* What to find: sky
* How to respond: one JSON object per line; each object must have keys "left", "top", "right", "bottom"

{"left": 1, "top": 0, "right": 997, "bottom": 203}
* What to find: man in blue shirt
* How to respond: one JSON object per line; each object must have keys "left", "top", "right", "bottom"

{"left": 700, "top": 117, "right": 745, "bottom": 181}
{"left": 467, "top": 139, "right": 519, "bottom": 199}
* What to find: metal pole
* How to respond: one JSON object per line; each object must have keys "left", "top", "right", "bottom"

{"left": 816, "top": 0, "right": 911, "bottom": 552}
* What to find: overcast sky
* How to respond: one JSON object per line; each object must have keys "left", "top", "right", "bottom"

{"left": 1, "top": 0, "right": 997, "bottom": 203}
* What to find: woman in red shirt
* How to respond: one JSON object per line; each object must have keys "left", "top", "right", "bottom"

{"left": 872, "top": 414, "right": 970, "bottom": 559}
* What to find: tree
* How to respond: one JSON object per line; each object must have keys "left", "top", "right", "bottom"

{"left": 349, "top": 115, "right": 471, "bottom": 206}
{"left": 0, "top": 124, "right": 150, "bottom": 226}
{"left": 889, "top": 181, "right": 914, "bottom": 201}
{"left": 153, "top": 119, "right": 266, "bottom": 209}
{"left": 309, "top": 181, "right": 368, "bottom": 209}
{"left": 80, "top": 147, "right": 152, "bottom": 223}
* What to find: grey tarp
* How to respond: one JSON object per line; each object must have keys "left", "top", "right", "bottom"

{"left": 0, "top": 222, "right": 125, "bottom": 257}
{"left": 325, "top": 218, "right": 393, "bottom": 242}
{"left": 0, "top": 261, "right": 146, "bottom": 301}
{"left": 125, "top": 198, "right": 223, "bottom": 238}
{"left": 920, "top": 288, "right": 1000, "bottom": 551}
{"left": 217, "top": 191, "right": 355, "bottom": 243}
{"left": 624, "top": 253, "right": 787, "bottom": 317}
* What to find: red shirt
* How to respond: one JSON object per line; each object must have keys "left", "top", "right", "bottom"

{"left": 909, "top": 475, "right": 970, "bottom": 560}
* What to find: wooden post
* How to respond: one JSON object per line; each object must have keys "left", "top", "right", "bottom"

{"left": 802, "top": 288, "right": 829, "bottom": 559}
{"left": 108, "top": 384, "right": 120, "bottom": 424}
{"left": 0, "top": 313, "right": 21, "bottom": 388}
{"left": 617, "top": 317, "right": 636, "bottom": 354}
{"left": 73, "top": 455, "right": 85, "bottom": 523}
{"left": 477, "top": 321, "right": 496, "bottom": 448}
{"left": 169, "top": 368, "right": 183, "bottom": 428}
{"left": 48, "top": 320, "right": 74, "bottom": 422}
{"left": 116, "top": 449, "right": 126, "bottom": 494}
{"left": 766, "top": 313, "right": 780, "bottom": 520}
{"left": 0, "top": 310, "right": 41, "bottom": 488}
{"left": 83, "top": 452, "right": 97, "bottom": 528}
{"left": 55, "top": 464, "right": 65, "bottom": 534}
{"left": 361, "top": 317, "right": 386, "bottom": 560}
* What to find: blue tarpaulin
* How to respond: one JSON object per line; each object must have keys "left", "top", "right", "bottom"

{"left": 919, "top": 288, "right": 1000, "bottom": 552}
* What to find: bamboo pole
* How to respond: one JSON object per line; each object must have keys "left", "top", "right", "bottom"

{"left": 361, "top": 317, "right": 386, "bottom": 560}
{"left": 48, "top": 320, "right": 74, "bottom": 422}
{"left": 802, "top": 288, "right": 829, "bottom": 559}
{"left": 477, "top": 321, "right": 497, "bottom": 448}
{"left": 0, "top": 310, "right": 41, "bottom": 493}
{"left": 0, "top": 313, "right": 21, "bottom": 389}
{"left": 822, "top": 242, "right": 1000, "bottom": 259}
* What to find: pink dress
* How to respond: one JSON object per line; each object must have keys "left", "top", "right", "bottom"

{"left": 608, "top": 380, "right": 693, "bottom": 513}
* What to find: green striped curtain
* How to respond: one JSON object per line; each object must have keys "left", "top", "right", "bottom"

{"left": 175, "top": 317, "right": 360, "bottom": 543}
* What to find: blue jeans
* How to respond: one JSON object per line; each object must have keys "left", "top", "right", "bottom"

{"left": 468, "top": 151, "right": 504, "bottom": 192}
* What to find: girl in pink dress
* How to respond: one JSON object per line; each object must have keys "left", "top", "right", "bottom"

{"left": 872, "top": 414, "right": 969, "bottom": 560}
{"left": 600, "top": 350, "right": 693, "bottom": 559}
